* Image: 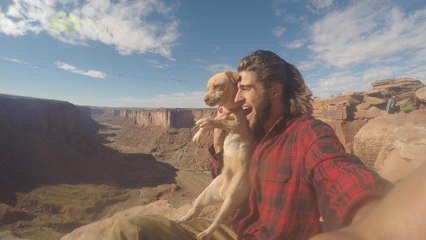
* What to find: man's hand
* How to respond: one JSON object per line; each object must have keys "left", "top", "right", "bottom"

{"left": 311, "top": 161, "right": 426, "bottom": 240}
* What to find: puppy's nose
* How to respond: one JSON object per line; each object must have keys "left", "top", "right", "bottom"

{"left": 204, "top": 95, "right": 209, "bottom": 103}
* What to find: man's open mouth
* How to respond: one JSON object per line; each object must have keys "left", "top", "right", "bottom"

{"left": 242, "top": 106, "right": 252, "bottom": 115}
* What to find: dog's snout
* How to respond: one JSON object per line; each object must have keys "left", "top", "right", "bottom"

{"left": 204, "top": 95, "right": 209, "bottom": 103}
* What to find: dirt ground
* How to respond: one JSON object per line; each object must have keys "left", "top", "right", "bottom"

{"left": 0, "top": 120, "right": 212, "bottom": 240}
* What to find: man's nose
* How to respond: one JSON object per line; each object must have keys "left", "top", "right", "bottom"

{"left": 234, "top": 91, "right": 244, "bottom": 106}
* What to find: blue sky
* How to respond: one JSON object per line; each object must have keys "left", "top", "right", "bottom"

{"left": 1, "top": 0, "right": 425, "bottom": 108}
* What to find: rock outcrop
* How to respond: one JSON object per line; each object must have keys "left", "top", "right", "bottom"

{"left": 353, "top": 110, "right": 426, "bottom": 183}
{"left": 313, "top": 78, "right": 424, "bottom": 152}
{"left": 93, "top": 107, "right": 217, "bottom": 172}
{"left": 118, "top": 108, "right": 215, "bottom": 129}
{"left": 60, "top": 200, "right": 191, "bottom": 240}
{"left": 415, "top": 87, "right": 426, "bottom": 106}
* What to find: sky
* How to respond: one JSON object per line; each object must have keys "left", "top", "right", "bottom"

{"left": 0, "top": 0, "right": 425, "bottom": 108}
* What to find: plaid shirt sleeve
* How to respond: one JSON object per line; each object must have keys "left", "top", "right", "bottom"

{"left": 304, "top": 120, "right": 393, "bottom": 231}
{"left": 208, "top": 145, "right": 223, "bottom": 179}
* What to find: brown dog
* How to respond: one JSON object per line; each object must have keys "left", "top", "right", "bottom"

{"left": 177, "top": 71, "right": 254, "bottom": 239}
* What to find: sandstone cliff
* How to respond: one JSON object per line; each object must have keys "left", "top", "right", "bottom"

{"left": 93, "top": 107, "right": 216, "bottom": 172}
{"left": 0, "top": 94, "right": 177, "bottom": 240}
{"left": 116, "top": 108, "right": 215, "bottom": 128}
{"left": 312, "top": 78, "right": 425, "bottom": 152}
{"left": 0, "top": 94, "right": 177, "bottom": 192}
{"left": 353, "top": 110, "right": 426, "bottom": 182}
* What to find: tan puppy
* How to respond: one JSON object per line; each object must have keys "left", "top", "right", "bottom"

{"left": 177, "top": 71, "right": 254, "bottom": 239}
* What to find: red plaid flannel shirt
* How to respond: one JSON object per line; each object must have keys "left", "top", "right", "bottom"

{"left": 209, "top": 115, "right": 391, "bottom": 240}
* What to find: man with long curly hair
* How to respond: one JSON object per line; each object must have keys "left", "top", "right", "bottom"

{"left": 208, "top": 50, "right": 391, "bottom": 239}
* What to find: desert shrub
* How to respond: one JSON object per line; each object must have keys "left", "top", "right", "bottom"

{"left": 400, "top": 103, "right": 414, "bottom": 113}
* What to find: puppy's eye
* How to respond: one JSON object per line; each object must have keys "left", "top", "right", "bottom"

{"left": 214, "top": 84, "right": 222, "bottom": 90}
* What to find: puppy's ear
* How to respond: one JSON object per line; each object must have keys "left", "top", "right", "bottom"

{"left": 225, "top": 71, "right": 239, "bottom": 85}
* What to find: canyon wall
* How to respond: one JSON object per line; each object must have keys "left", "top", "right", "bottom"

{"left": 92, "top": 107, "right": 217, "bottom": 172}
{"left": 312, "top": 78, "right": 425, "bottom": 152}
{"left": 0, "top": 94, "right": 85, "bottom": 140}
{"left": 116, "top": 108, "right": 216, "bottom": 128}
{"left": 0, "top": 94, "right": 176, "bottom": 204}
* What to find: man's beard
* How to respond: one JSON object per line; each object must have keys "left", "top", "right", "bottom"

{"left": 252, "top": 94, "right": 271, "bottom": 140}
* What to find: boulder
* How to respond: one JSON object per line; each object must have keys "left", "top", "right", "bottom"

{"left": 365, "top": 78, "right": 424, "bottom": 110}
{"left": 0, "top": 203, "right": 33, "bottom": 225}
{"left": 368, "top": 78, "right": 424, "bottom": 99}
{"left": 313, "top": 103, "right": 350, "bottom": 120}
{"left": 416, "top": 87, "right": 426, "bottom": 103}
{"left": 353, "top": 115, "right": 397, "bottom": 168}
{"left": 414, "top": 87, "right": 426, "bottom": 108}
{"left": 353, "top": 110, "right": 426, "bottom": 182}
{"left": 363, "top": 96, "right": 386, "bottom": 106}
{"left": 313, "top": 94, "right": 361, "bottom": 121}
{"left": 354, "top": 105, "right": 385, "bottom": 120}
{"left": 61, "top": 200, "right": 191, "bottom": 240}
{"left": 0, "top": 231, "right": 31, "bottom": 240}
{"left": 375, "top": 122, "right": 426, "bottom": 183}
{"left": 314, "top": 79, "right": 424, "bottom": 154}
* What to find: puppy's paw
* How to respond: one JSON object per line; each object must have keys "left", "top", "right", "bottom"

{"left": 192, "top": 131, "right": 202, "bottom": 142}
{"left": 175, "top": 215, "right": 190, "bottom": 224}
{"left": 195, "top": 118, "right": 209, "bottom": 126}
{"left": 175, "top": 219, "right": 185, "bottom": 224}
{"left": 196, "top": 118, "right": 214, "bottom": 129}
{"left": 196, "top": 229, "right": 213, "bottom": 240}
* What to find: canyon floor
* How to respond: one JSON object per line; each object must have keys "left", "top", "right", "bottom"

{"left": 0, "top": 118, "right": 212, "bottom": 240}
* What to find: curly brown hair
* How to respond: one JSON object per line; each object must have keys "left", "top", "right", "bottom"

{"left": 238, "top": 50, "right": 313, "bottom": 117}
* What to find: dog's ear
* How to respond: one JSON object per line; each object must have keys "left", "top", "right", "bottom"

{"left": 224, "top": 71, "right": 239, "bottom": 85}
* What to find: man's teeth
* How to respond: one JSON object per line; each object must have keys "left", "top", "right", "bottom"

{"left": 242, "top": 107, "right": 251, "bottom": 115}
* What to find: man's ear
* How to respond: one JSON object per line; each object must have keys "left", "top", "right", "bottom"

{"left": 268, "top": 82, "right": 283, "bottom": 99}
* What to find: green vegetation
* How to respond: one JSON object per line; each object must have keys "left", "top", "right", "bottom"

{"left": 400, "top": 103, "right": 414, "bottom": 113}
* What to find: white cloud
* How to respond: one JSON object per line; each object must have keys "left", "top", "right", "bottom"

{"left": 272, "top": 26, "right": 285, "bottom": 37}
{"left": 207, "top": 64, "right": 235, "bottom": 73}
{"left": 273, "top": 0, "right": 306, "bottom": 23}
{"left": 103, "top": 91, "right": 207, "bottom": 108}
{"left": 309, "top": 0, "right": 334, "bottom": 11}
{"left": 0, "top": 0, "right": 179, "bottom": 59}
{"left": 308, "top": 1, "right": 426, "bottom": 69}
{"left": 1, "top": 56, "right": 45, "bottom": 68}
{"left": 311, "top": 64, "right": 412, "bottom": 97}
{"left": 145, "top": 59, "right": 170, "bottom": 69}
{"left": 2, "top": 57, "right": 23, "bottom": 64}
{"left": 286, "top": 39, "right": 305, "bottom": 49}
{"left": 313, "top": 71, "right": 367, "bottom": 97}
{"left": 297, "top": 59, "right": 319, "bottom": 71}
{"left": 55, "top": 61, "right": 107, "bottom": 79}
{"left": 302, "top": 1, "right": 426, "bottom": 98}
